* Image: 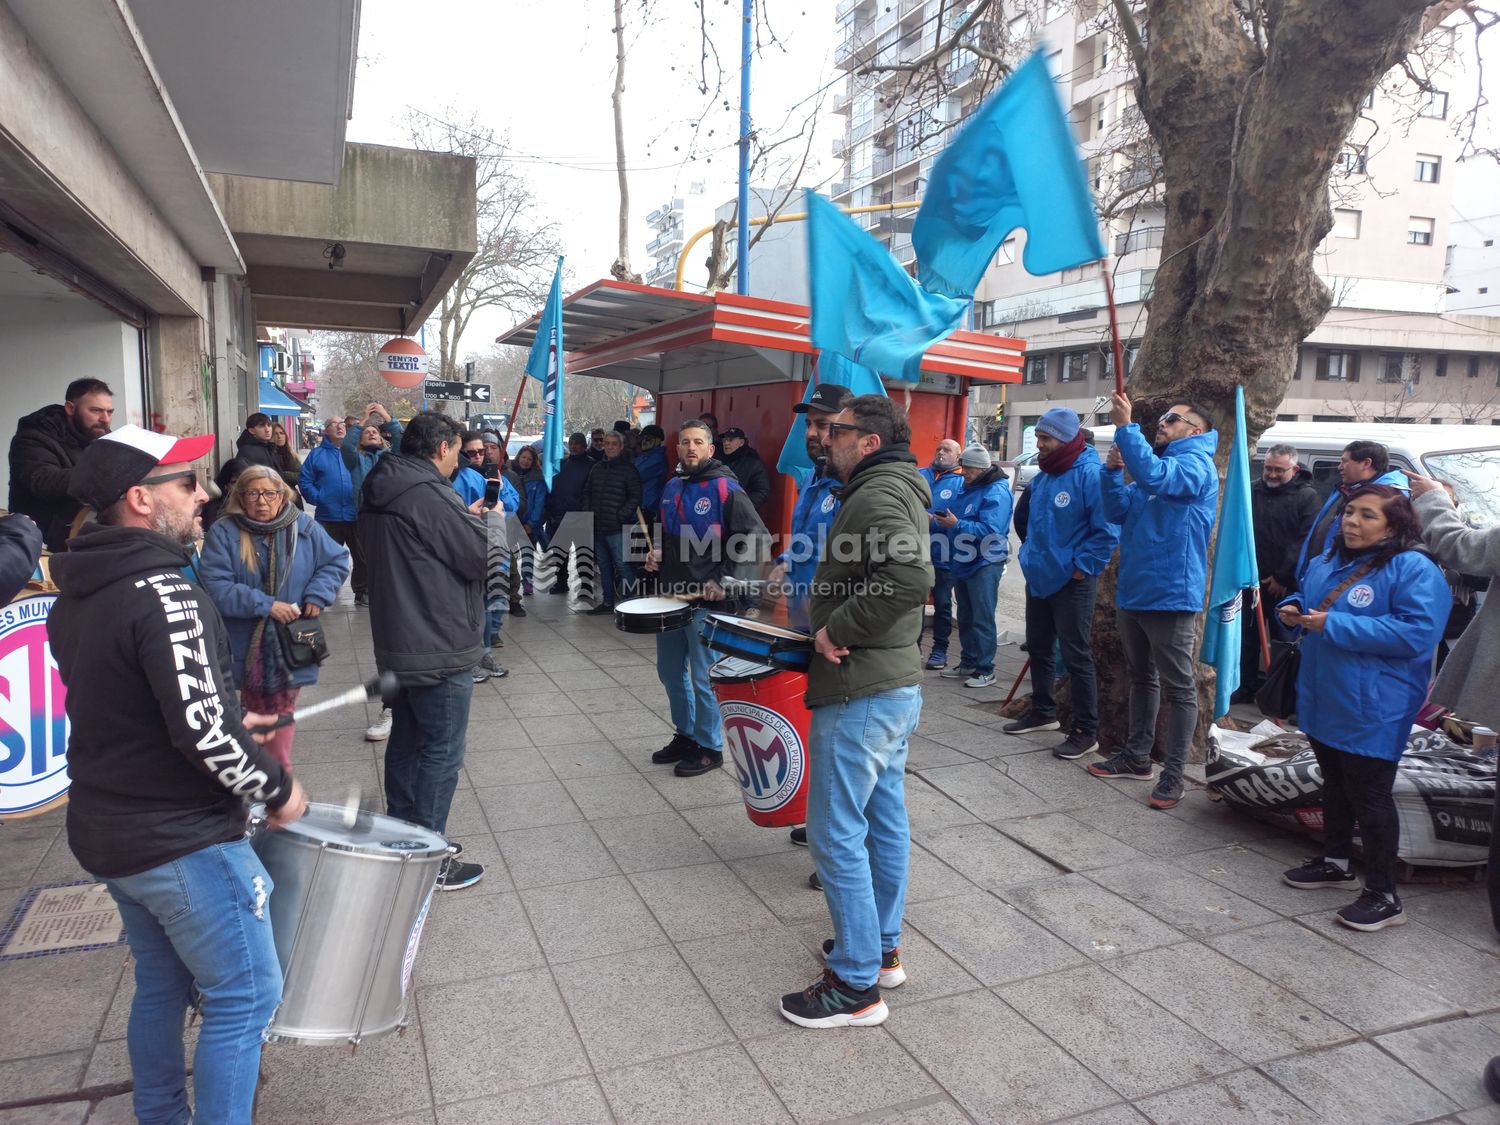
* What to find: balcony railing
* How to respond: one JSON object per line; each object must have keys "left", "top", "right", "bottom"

{"left": 1114, "top": 225, "right": 1164, "bottom": 256}
{"left": 872, "top": 149, "right": 894, "bottom": 177}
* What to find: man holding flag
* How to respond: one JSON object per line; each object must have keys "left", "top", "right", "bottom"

{"left": 1201, "top": 388, "right": 1260, "bottom": 720}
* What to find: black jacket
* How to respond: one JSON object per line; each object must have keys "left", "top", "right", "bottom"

{"left": 0, "top": 513, "right": 42, "bottom": 602}
{"left": 546, "top": 452, "right": 594, "bottom": 531}
{"left": 8, "top": 404, "right": 92, "bottom": 550}
{"left": 721, "top": 444, "right": 772, "bottom": 509}
{"left": 658, "top": 459, "right": 770, "bottom": 610}
{"left": 236, "top": 430, "right": 277, "bottom": 470}
{"left": 49, "top": 525, "right": 292, "bottom": 878}
{"left": 359, "top": 453, "right": 487, "bottom": 685}
{"left": 1251, "top": 469, "right": 1321, "bottom": 588}
{"left": 583, "top": 455, "right": 643, "bottom": 531}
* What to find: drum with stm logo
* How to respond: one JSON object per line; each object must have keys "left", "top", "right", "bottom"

{"left": 709, "top": 656, "right": 812, "bottom": 828}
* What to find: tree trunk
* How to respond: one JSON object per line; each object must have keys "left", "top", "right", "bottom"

{"left": 609, "top": 0, "right": 640, "bottom": 284}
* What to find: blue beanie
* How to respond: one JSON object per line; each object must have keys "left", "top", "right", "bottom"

{"left": 1035, "top": 407, "right": 1081, "bottom": 443}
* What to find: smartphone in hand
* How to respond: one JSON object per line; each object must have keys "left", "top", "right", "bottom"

{"left": 483, "top": 478, "right": 501, "bottom": 509}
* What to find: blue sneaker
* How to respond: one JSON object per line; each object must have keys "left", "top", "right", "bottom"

{"left": 924, "top": 650, "right": 948, "bottom": 671}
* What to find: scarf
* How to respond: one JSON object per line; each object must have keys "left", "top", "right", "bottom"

{"left": 1038, "top": 431, "right": 1087, "bottom": 475}
{"left": 236, "top": 504, "right": 301, "bottom": 694}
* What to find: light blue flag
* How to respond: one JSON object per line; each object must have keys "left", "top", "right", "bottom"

{"left": 776, "top": 353, "right": 886, "bottom": 478}
{"left": 527, "top": 258, "right": 566, "bottom": 488}
{"left": 913, "top": 51, "right": 1107, "bottom": 299}
{"left": 1200, "top": 386, "right": 1260, "bottom": 718}
{"left": 806, "top": 190, "right": 968, "bottom": 384}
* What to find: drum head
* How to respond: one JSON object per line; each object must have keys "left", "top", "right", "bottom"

{"left": 705, "top": 613, "right": 810, "bottom": 643}
{"left": 710, "top": 656, "right": 777, "bottom": 682}
{"left": 618, "top": 596, "right": 690, "bottom": 615}
{"left": 278, "top": 803, "right": 451, "bottom": 856}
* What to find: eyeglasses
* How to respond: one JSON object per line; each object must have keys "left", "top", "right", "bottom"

{"left": 825, "top": 422, "right": 872, "bottom": 438}
{"left": 1158, "top": 411, "right": 1201, "bottom": 428}
{"left": 463, "top": 448, "right": 485, "bottom": 458}
{"left": 242, "top": 490, "right": 281, "bottom": 501}
{"left": 139, "top": 469, "right": 198, "bottom": 490}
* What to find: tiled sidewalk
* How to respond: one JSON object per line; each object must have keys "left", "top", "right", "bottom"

{"left": 3, "top": 592, "right": 1499, "bottom": 1124}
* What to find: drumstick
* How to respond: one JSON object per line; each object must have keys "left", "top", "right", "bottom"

{"left": 247, "top": 671, "right": 399, "bottom": 734}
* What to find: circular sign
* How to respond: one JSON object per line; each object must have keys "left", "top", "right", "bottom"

{"left": 722, "top": 701, "right": 806, "bottom": 814}
{"left": 376, "top": 338, "right": 429, "bottom": 389}
{"left": 1347, "top": 584, "right": 1375, "bottom": 609}
{"left": 0, "top": 594, "right": 72, "bottom": 817}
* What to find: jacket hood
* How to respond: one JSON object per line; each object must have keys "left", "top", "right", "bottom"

{"left": 18, "top": 403, "right": 86, "bottom": 446}
{"left": 1254, "top": 466, "right": 1313, "bottom": 493}
{"left": 839, "top": 445, "right": 928, "bottom": 505}
{"left": 675, "top": 458, "right": 735, "bottom": 484}
{"left": 51, "top": 523, "right": 192, "bottom": 598}
{"left": 237, "top": 429, "right": 272, "bottom": 449}
{"left": 1163, "top": 430, "right": 1219, "bottom": 459}
{"left": 965, "top": 464, "right": 1005, "bottom": 491}
{"left": 362, "top": 452, "right": 453, "bottom": 509}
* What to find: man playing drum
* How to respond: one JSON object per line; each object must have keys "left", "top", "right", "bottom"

{"left": 49, "top": 425, "right": 308, "bottom": 1124}
{"left": 779, "top": 395, "right": 933, "bottom": 1029}
{"left": 644, "top": 419, "right": 769, "bottom": 777}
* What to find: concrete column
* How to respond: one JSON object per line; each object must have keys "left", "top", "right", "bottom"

{"left": 146, "top": 314, "right": 214, "bottom": 440}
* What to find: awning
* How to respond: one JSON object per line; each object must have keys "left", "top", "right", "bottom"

{"left": 257, "top": 378, "right": 303, "bottom": 416}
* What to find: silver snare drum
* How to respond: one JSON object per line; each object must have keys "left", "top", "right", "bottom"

{"left": 253, "top": 803, "right": 452, "bottom": 1047}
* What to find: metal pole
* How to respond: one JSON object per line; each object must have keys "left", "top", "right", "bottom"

{"left": 736, "top": 0, "right": 752, "bottom": 296}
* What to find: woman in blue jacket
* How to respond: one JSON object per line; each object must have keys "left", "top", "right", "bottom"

{"left": 1276, "top": 484, "right": 1446, "bottom": 933}
{"left": 200, "top": 466, "right": 351, "bottom": 769}
{"left": 934, "top": 446, "right": 1013, "bottom": 688}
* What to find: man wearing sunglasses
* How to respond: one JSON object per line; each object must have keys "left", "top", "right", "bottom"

{"left": 1089, "top": 391, "right": 1219, "bottom": 811}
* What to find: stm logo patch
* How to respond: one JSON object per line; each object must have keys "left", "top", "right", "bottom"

{"left": 1054, "top": 491, "right": 1071, "bottom": 508}
{"left": 821, "top": 494, "right": 836, "bottom": 513}
{"left": 694, "top": 497, "right": 712, "bottom": 515}
{"left": 1346, "top": 584, "right": 1375, "bottom": 609}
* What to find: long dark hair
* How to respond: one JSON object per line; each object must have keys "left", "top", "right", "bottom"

{"left": 1329, "top": 483, "right": 1423, "bottom": 571}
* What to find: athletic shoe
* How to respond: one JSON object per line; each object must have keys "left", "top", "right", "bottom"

{"left": 789, "top": 826, "right": 808, "bottom": 847}
{"left": 820, "top": 940, "right": 906, "bottom": 989}
{"left": 652, "top": 732, "right": 697, "bottom": 764}
{"left": 779, "top": 968, "right": 888, "bottom": 1029}
{"left": 510, "top": 604, "right": 527, "bottom": 618}
{"left": 808, "top": 871, "right": 823, "bottom": 891}
{"left": 1052, "top": 731, "right": 1099, "bottom": 760}
{"left": 674, "top": 749, "right": 723, "bottom": 777}
{"left": 939, "top": 664, "right": 976, "bottom": 680}
{"left": 489, "top": 633, "right": 504, "bottom": 648}
{"left": 473, "top": 654, "right": 507, "bottom": 683}
{"left": 365, "top": 708, "right": 393, "bottom": 742}
{"left": 586, "top": 604, "right": 615, "bottom": 616}
{"left": 1282, "top": 858, "right": 1359, "bottom": 890}
{"left": 924, "top": 650, "right": 948, "bottom": 671}
{"left": 1336, "top": 890, "right": 1405, "bottom": 932}
{"left": 1087, "top": 755, "right": 1154, "bottom": 781}
{"left": 354, "top": 593, "right": 369, "bottom": 608}
{"left": 964, "top": 672, "right": 997, "bottom": 689}
{"left": 1004, "top": 712, "right": 1061, "bottom": 735}
{"left": 436, "top": 858, "right": 484, "bottom": 892}
{"left": 1148, "top": 780, "right": 1185, "bottom": 810}
{"left": 1484, "top": 1056, "right": 1500, "bottom": 1104}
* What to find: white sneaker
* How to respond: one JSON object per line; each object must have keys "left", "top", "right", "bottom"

{"left": 964, "top": 672, "right": 997, "bottom": 689}
{"left": 365, "top": 708, "right": 393, "bottom": 741}
{"left": 939, "top": 665, "right": 975, "bottom": 680}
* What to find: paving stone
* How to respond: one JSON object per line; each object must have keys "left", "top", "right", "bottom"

{"left": 434, "top": 787, "right": 488, "bottom": 836}
{"left": 676, "top": 925, "right": 823, "bottom": 1040}
{"left": 553, "top": 945, "right": 732, "bottom": 1071}
{"left": 520, "top": 874, "right": 667, "bottom": 963}
{"left": 1171, "top": 844, "right": 1338, "bottom": 915}
{"left": 728, "top": 850, "right": 832, "bottom": 924}
{"left": 919, "top": 723, "right": 1013, "bottom": 757}
{"left": 1459, "top": 1107, "right": 1500, "bottom": 1125}
{"left": 281, "top": 758, "right": 381, "bottom": 812}
{"left": 790, "top": 918, "right": 986, "bottom": 1007}
{"left": 597, "top": 1042, "right": 791, "bottom": 1124}
{"left": 434, "top": 1077, "right": 610, "bottom": 1124}
{"left": 255, "top": 1011, "right": 433, "bottom": 1124}
{"left": 519, "top": 712, "right": 604, "bottom": 746}
{"left": 0, "top": 826, "right": 61, "bottom": 889}
{"left": 435, "top": 832, "right": 513, "bottom": 897}
{"left": 918, "top": 762, "right": 1054, "bottom": 821}
{"left": 827, "top": 1098, "right": 978, "bottom": 1124}
{"left": 1105, "top": 941, "right": 1353, "bottom": 1064}
{"left": 473, "top": 779, "right": 583, "bottom": 831}
{"left": 1403, "top": 888, "right": 1500, "bottom": 956}
{"left": 606, "top": 663, "right": 666, "bottom": 686}
{"left": 1378, "top": 1016, "right": 1500, "bottom": 1110}
{"left": 0, "top": 1104, "right": 89, "bottom": 1124}
{"left": 902, "top": 776, "right": 981, "bottom": 833}
{"left": 592, "top": 810, "right": 717, "bottom": 873}
{"left": 1261, "top": 1040, "right": 1459, "bottom": 1125}
{"left": 905, "top": 735, "right": 980, "bottom": 770}
{"left": 993, "top": 811, "right": 1147, "bottom": 872}
{"left": 1072, "top": 796, "right": 1252, "bottom": 855}
{"left": 412, "top": 892, "right": 543, "bottom": 986}
{"left": 745, "top": 1028, "right": 941, "bottom": 1124}
{"left": 535, "top": 741, "right": 638, "bottom": 780}
{"left": 631, "top": 862, "right": 779, "bottom": 941}
{"left": 462, "top": 717, "right": 533, "bottom": 751}
{"left": 0, "top": 1050, "right": 86, "bottom": 1103}
{"left": 497, "top": 682, "right": 570, "bottom": 717}
{"left": 914, "top": 821, "right": 1064, "bottom": 891}
{"left": 1000, "top": 873, "right": 1186, "bottom": 960}
{"left": 1085, "top": 860, "right": 1279, "bottom": 938}
{"left": 903, "top": 891, "right": 1087, "bottom": 986}
{"left": 888, "top": 990, "right": 1117, "bottom": 1124}
{"left": 495, "top": 821, "right": 619, "bottom": 889}
{"left": 1049, "top": 1106, "right": 1149, "bottom": 1125}
{"left": 462, "top": 747, "right": 554, "bottom": 787}
{"left": 1133, "top": 1069, "right": 1320, "bottom": 1124}
{"left": 418, "top": 970, "right": 589, "bottom": 1103}
{"left": 641, "top": 765, "right": 747, "bottom": 810}
{"left": 683, "top": 801, "right": 798, "bottom": 862}
{"left": 1208, "top": 921, "right": 1462, "bottom": 1034}
{"left": 905, "top": 842, "right": 981, "bottom": 903}
{"left": 994, "top": 754, "right": 1141, "bottom": 811}
{"left": 0, "top": 948, "right": 124, "bottom": 1060}
{"left": 562, "top": 774, "right": 673, "bottom": 820}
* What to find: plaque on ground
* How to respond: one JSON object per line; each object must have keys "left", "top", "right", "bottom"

{"left": 0, "top": 882, "right": 125, "bottom": 960}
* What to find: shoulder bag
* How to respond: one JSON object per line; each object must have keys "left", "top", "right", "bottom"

{"left": 1255, "top": 561, "right": 1375, "bottom": 721}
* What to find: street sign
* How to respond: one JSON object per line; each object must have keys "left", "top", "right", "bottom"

{"left": 424, "top": 380, "right": 492, "bottom": 402}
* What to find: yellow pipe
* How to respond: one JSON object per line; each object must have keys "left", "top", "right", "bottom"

{"left": 674, "top": 200, "right": 922, "bottom": 291}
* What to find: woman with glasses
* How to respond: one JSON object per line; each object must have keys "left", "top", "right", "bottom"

{"left": 199, "top": 466, "right": 351, "bottom": 768}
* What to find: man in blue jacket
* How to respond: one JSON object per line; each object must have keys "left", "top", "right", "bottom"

{"left": 299, "top": 417, "right": 363, "bottom": 603}
{"left": 1008, "top": 407, "right": 1120, "bottom": 758}
{"left": 920, "top": 438, "right": 964, "bottom": 670}
{"left": 771, "top": 383, "right": 852, "bottom": 631}
{"left": 1294, "top": 439, "right": 1408, "bottom": 586}
{"left": 635, "top": 425, "right": 669, "bottom": 519}
{"left": 1089, "top": 392, "right": 1219, "bottom": 810}
{"left": 934, "top": 446, "right": 1013, "bottom": 688}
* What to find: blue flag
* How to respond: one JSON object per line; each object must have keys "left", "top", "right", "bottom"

{"left": 776, "top": 353, "right": 886, "bottom": 478}
{"left": 913, "top": 51, "right": 1106, "bottom": 299}
{"left": 527, "top": 258, "right": 566, "bottom": 488}
{"left": 806, "top": 190, "right": 968, "bottom": 384}
{"left": 1200, "top": 386, "right": 1260, "bottom": 718}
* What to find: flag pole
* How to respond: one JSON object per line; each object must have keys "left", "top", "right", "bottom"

{"left": 1102, "top": 264, "right": 1126, "bottom": 395}
{"left": 501, "top": 375, "right": 528, "bottom": 450}
{"left": 1253, "top": 586, "right": 1272, "bottom": 670}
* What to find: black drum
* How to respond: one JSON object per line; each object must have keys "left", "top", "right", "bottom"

{"left": 614, "top": 596, "right": 694, "bottom": 634}
{"left": 700, "top": 613, "right": 812, "bottom": 670}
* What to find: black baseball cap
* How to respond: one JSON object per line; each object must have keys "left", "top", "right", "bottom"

{"left": 720, "top": 427, "right": 747, "bottom": 442}
{"left": 793, "top": 383, "right": 854, "bottom": 415}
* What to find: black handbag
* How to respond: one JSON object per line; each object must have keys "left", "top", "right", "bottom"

{"left": 1254, "top": 561, "right": 1376, "bottom": 721}
{"left": 276, "top": 615, "right": 329, "bottom": 669}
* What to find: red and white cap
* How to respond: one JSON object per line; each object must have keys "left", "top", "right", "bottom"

{"left": 68, "top": 424, "right": 217, "bottom": 511}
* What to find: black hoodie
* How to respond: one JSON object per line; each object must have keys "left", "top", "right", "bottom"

{"left": 720, "top": 443, "right": 772, "bottom": 509}
{"left": 7, "top": 404, "right": 93, "bottom": 550}
{"left": 658, "top": 458, "right": 770, "bottom": 609}
{"left": 48, "top": 524, "right": 292, "bottom": 878}
{"left": 235, "top": 429, "right": 277, "bottom": 471}
{"left": 1251, "top": 467, "right": 1320, "bottom": 589}
{"left": 358, "top": 453, "right": 487, "bottom": 685}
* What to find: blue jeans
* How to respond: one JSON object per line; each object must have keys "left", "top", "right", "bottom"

{"left": 101, "top": 839, "right": 282, "bottom": 1125}
{"left": 925, "top": 569, "right": 955, "bottom": 654}
{"left": 807, "top": 685, "right": 922, "bottom": 990}
{"left": 594, "top": 530, "right": 634, "bottom": 607}
{"left": 655, "top": 606, "right": 722, "bottom": 751}
{"left": 954, "top": 561, "right": 1005, "bottom": 675}
{"left": 484, "top": 604, "right": 505, "bottom": 646}
{"left": 384, "top": 669, "right": 474, "bottom": 834}
{"left": 1025, "top": 575, "right": 1100, "bottom": 736}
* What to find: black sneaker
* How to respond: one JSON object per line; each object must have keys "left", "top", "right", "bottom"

{"left": 1148, "top": 780, "right": 1185, "bottom": 810}
{"left": 808, "top": 871, "right": 823, "bottom": 891}
{"left": 1484, "top": 1056, "right": 1500, "bottom": 1104}
{"left": 819, "top": 939, "right": 906, "bottom": 988}
{"left": 1336, "top": 889, "right": 1405, "bottom": 932}
{"left": 1052, "top": 731, "right": 1099, "bottom": 760}
{"left": 1003, "top": 712, "right": 1060, "bottom": 735}
{"left": 354, "top": 593, "right": 370, "bottom": 607}
{"left": 510, "top": 604, "right": 527, "bottom": 618}
{"left": 436, "top": 858, "right": 484, "bottom": 892}
{"left": 1282, "top": 858, "right": 1358, "bottom": 890}
{"left": 652, "top": 732, "right": 696, "bottom": 764}
{"left": 674, "top": 748, "right": 723, "bottom": 777}
{"left": 1087, "top": 755, "right": 1154, "bottom": 781}
{"left": 779, "top": 968, "right": 889, "bottom": 1028}
{"left": 789, "top": 826, "right": 808, "bottom": 847}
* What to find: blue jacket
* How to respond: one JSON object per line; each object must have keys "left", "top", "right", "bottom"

{"left": 1295, "top": 469, "right": 1411, "bottom": 585}
{"left": 636, "top": 446, "right": 669, "bottom": 514}
{"left": 516, "top": 468, "right": 548, "bottom": 534}
{"left": 199, "top": 512, "right": 352, "bottom": 688}
{"left": 778, "top": 464, "right": 841, "bottom": 630}
{"left": 1285, "top": 548, "right": 1447, "bottom": 761}
{"left": 340, "top": 419, "right": 403, "bottom": 510}
{"left": 920, "top": 466, "right": 965, "bottom": 572}
{"left": 1102, "top": 425, "right": 1219, "bottom": 612}
{"left": 936, "top": 466, "right": 1013, "bottom": 580}
{"left": 299, "top": 437, "right": 357, "bottom": 523}
{"left": 451, "top": 465, "right": 515, "bottom": 511}
{"left": 1018, "top": 445, "right": 1120, "bottom": 599}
